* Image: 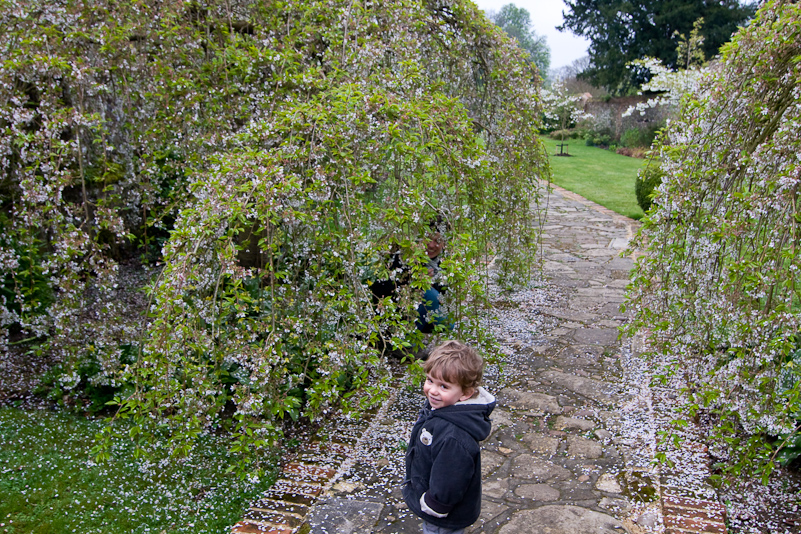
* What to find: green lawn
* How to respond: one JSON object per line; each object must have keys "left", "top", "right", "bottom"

{"left": 0, "top": 407, "right": 278, "bottom": 534}
{"left": 542, "top": 136, "right": 646, "bottom": 220}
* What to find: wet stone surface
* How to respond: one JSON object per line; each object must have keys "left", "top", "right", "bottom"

{"left": 306, "top": 498, "right": 385, "bottom": 534}
{"left": 294, "top": 186, "right": 664, "bottom": 534}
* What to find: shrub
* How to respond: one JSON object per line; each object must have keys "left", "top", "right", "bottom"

{"left": 585, "top": 132, "right": 612, "bottom": 147}
{"left": 621, "top": 126, "right": 659, "bottom": 148}
{"left": 549, "top": 129, "right": 578, "bottom": 140}
{"left": 634, "top": 161, "right": 664, "bottom": 212}
{"left": 616, "top": 147, "right": 647, "bottom": 158}
{"left": 0, "top": 0, "right": 549, "bottom": 461}
{"left": 624, "top": 0, "right": 801, "bottom": 483}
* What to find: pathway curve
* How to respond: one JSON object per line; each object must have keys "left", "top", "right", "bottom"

{"left": 233, "top": 185, "right": 727, "bottom": 534}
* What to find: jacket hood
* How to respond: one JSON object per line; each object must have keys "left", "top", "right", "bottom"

{"left": 426, "top": 387, "right": 495, "bottom": 442}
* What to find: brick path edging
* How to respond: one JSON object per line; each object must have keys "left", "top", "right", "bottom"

{"left": 663, "top": 494, "right": 728, "bottom": 534}
{"left": 231, "top": 388, "right": 400, "bottom": 533}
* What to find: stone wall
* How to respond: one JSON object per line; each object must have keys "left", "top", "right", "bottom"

{"left": 584, "top": 95, "right": 669, "bottom": 140}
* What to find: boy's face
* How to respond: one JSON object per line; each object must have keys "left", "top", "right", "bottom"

{"left": 423, "top": 372, "right": 473, "bottom": 409}
{"left": 425, "top": 232, "right": 445, "bottom": 259}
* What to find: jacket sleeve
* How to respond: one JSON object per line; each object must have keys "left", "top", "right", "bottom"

{"left": 423, "top": 438, "right": 476, "bottom": 516}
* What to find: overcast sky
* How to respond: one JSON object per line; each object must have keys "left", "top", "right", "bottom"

{"left": 472, "top": 0, "right": 590, "bottom": 71}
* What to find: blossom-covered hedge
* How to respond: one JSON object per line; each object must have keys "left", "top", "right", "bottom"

{"left": 1, "top": 0, "right": 548, "bottom": 456}
{"left": 625, "top": 0, "right": 801, "bottom": 480}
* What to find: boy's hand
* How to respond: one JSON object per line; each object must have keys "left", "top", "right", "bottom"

{"left": 420, "top": 493, "right": 448, "bottom": 518}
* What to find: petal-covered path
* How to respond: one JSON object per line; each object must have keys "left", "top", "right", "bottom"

{"left": 232, "top": 185, "right": 728, "bottom": 534}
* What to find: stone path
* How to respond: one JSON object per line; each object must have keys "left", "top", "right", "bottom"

{"left": 233, "top": 185, "right": 727, "bottom": 534}
{"left": 343, "top": 184, "right": 656, "bottom": 534}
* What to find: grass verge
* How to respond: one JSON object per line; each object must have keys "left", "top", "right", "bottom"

{"left": 0, "top": 407, "right": 279, "bottom": 534}
{"left": 543, "top": 136, "right": 646, "bottom": 220}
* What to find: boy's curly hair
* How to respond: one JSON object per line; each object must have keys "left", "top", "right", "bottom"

{"left": 424, "top": 340, "right": 483, "bottom": 393}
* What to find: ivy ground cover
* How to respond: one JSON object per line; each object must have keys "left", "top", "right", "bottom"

{"left": 0, "top": 407, "right": 277, "bottom": 534}
{"left": 542, "top": 137, "right": 646, "bottom": 220}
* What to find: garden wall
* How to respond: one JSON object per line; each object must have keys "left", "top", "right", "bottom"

{"left": 585, "top": 95, "right": 670, "bottom": 139}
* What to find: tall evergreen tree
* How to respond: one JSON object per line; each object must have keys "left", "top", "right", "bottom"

{"left": 559, "top": 0, "right": 756, "bottom": 93}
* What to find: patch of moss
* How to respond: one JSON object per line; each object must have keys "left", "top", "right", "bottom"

{"left": 618, "top": 470, "right": 658, "bottom": 503}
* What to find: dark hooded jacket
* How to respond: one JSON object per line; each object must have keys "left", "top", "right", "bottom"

{"left": 403, "top": 387, "right": 496, "bottom": 530}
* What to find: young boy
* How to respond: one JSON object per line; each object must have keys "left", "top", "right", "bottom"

{"left": 403, "top": 340, "right": 496, "bottom": 534}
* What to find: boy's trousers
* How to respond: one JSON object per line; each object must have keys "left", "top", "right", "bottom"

{"left": 422, "top": 520, "right": 465, "bottom": 534}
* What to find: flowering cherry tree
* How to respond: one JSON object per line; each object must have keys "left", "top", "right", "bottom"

{"left": 0, "top": 0, "right": 549, "bottom": 458}
{"left": 621, "top": 57, "right": 709, "bottom": 118}
{"left": 625, "top": 0, "right": 801, "bottom": 480}
{"left": 540, "top": 81, "right": 591, "bottom": 154}
{"left": 623, "top": 19, "right": 709, "bottom": 118}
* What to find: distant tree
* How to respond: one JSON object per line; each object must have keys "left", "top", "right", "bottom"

{"left": 489, "top": 3, "right": 551, "bottom": 76}
{"left": 549, "top": 56, "right": 605, "bottom": 97}
{"left": 551, "top": 56, "right": 591, "bottom": 82}
{"left": 675, "top": 16, "right": 707, "bottom": 69}
{"left": 559, "top": 0, "right": 756, "bottom": 93}
{"left": 541, "top": 82, "right": 592, "bottom": 155}
{"left": 623, "top": 18, "right": 709, "bottom": 118}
